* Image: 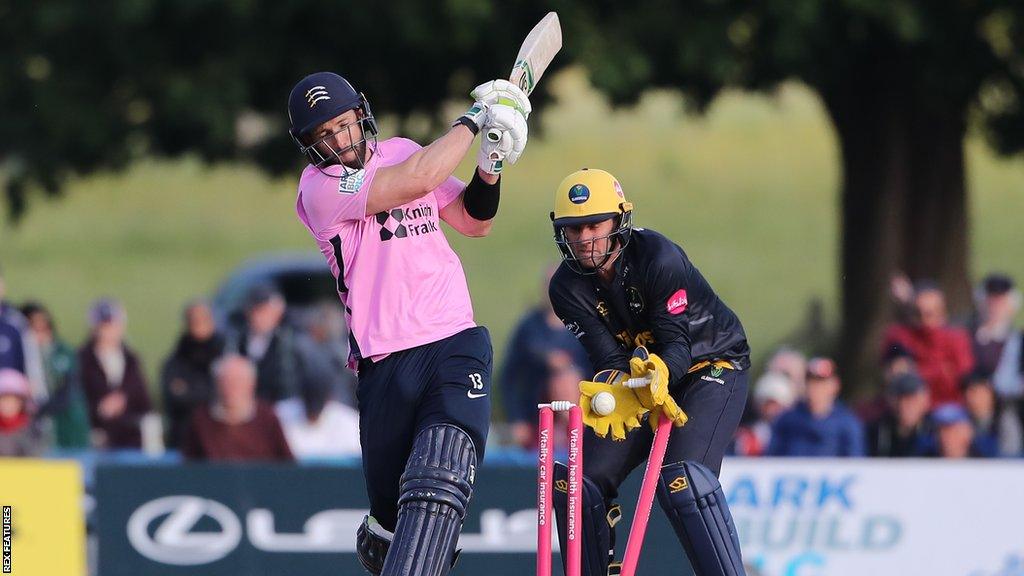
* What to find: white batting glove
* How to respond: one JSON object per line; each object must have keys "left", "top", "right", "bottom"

{"left": 470, "top": 79, "right": 532, "bottom": 120}
{"left": 452, "top": 100, "right": 489, "bottom": 135}
{"left": 477, "top": 130, "right": 514, "bottom": 175}
{"left": 481, "top": 105, "right": 529, "bottom": 167}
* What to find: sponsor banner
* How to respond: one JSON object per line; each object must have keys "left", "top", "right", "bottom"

{"left": 0, "top": 459, "right": 86, "bottom": 576}
{"left": 95, "top": 459, "right": 1024, "bottom": 576}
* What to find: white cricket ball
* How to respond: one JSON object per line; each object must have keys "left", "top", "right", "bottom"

{"left": 592, "top": 391, "right": 616, "bottom": 416}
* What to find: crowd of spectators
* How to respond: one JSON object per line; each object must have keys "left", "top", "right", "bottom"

{"left": 0, "top": 264, "right": 359, "bottom": 462}
{"left": 1, "top": 261, "right": 1021, "bottom": 462}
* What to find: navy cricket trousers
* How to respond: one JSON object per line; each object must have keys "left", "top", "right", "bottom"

{"left": 356, "top": 327, "right": 493, "bottom": 532}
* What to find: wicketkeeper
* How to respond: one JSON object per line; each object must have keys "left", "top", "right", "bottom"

{"left": 547, "top": 168, "right": 751, "bottom": 576}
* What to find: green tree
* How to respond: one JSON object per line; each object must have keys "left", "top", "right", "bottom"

{"left": 1, "top": 0, "right": 556, "bottom": 213}
{"left": 552, "top": 0, "right": 1024, "bottom": 392}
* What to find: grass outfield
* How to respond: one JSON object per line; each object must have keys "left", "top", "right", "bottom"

{"left": 2, "top": 69, "right": 1022, "bottom": 402}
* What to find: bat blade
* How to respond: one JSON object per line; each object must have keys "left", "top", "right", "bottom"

{"left": 508, "top": 12, "right": 562, "bottom": 96}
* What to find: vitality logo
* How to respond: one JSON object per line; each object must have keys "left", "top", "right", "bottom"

{"left": 375, "top": 203, "right": 438, "bottom": 241}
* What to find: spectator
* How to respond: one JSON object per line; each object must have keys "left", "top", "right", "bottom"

{"left": 500, "top": 265, "right": 590, "bottom": 449}
{"left": 882, "top": 282, "right": 974, "bottom": 406}
{"left": 866, "top": 372, "right": 935, "bottom": 457}
{"left": 962, "top": 372, "right": 1022, "bottom": 457}
{"left": 21, "top": 302, "right": 90, "bottom": 449}
{"left": 0, "top": 369, "right": 44, "bottom": 456}
{"left": 182, "top": 354, "right": 293, "bottom": 462}
{"left": 275, "top": 374, "right": 360, "bottom": 459}
{"left": 971, "top": 274, "right": 1023, "bottom": 404}
{"left": 931, "top": 403, "right": 977, "bottom": 458}
{"left": 296, "top": 302, "right": 357, "bottom": 409}
{"left": 229, "top": 285, "right": 303, "bottom": 402}
{"left": 0, "top": 267, "right": 26, "bottom": 375}
{"left": 768, "top": 357, "right": 865, "bottom": 457}
{"left": 857, "top": 343, "right": 918, "bottom": 425}
{"left": 0, "top": 268, "right": 46, "bottom": 401}
{"left": 766, "top": 346, "right": 807, "bottom": 396}
{"left": 734, "top": 372, "right": 797, "bottom": 456}
{"left": 160, "top": 300, "right": 225, "bottom": 449}
{"left": 79, "top": 298, "right": 153, "bottom": 449}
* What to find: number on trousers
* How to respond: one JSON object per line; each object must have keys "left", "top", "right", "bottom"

{"left": 469, "top": 373, "right": 484, "bottom": 390}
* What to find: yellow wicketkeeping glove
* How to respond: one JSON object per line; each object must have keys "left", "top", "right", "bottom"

{"left": 629, "top": 347, "right": 689, "bottom": 431}
{"left": 579, "top": 369, "right": 647, "bottom": 441}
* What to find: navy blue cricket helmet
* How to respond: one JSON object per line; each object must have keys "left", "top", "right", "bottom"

{"left": 287, "top": 72, "right": 379, "bottom": 170}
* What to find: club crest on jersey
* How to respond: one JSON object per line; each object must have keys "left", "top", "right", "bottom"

{"left": 568, "top": 184, "right": 590, "bottom": 204}
{"left": 305, "top": 85, "right": 331, "bottom": 108}
{"left": 564, "top": 320, "right": 585, "bottom": 339}
{"left": 666, "top": 289, "right": 688, "bottom": 315}
{"left": 338, "top": 169, "right": 365, "bottom": 195}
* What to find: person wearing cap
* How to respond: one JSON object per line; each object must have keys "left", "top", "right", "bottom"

{"left": 286, "top": 70, "right": 531, "bottom": 575}
{"left": 78, "top": 298, "right": 153, "bottom": 450}
{"left": 972, "top": 274, "right": 1023, "bottom": 405}
{"left": 733, "top": 371, "right": 797, "bottom": 456}
{"left": 0, "top": 368, "right": 45, "bottom": 456}
{"left": 768, "top": 357, "right": 866, "bottom": 457}
{"left": 930, "top": 403, "right": 978, "bottom": 458}
{"left": 882, "top": 282, "right": 975, "bottom": 407}
{"left": 866, "top": 371, "right": 935, "bottom": 457}
{"left": 547, "top": 168, "right": 751, "bottom": 576}
{"left": 961, "top": 372, "right": 1022, "bottom": 457}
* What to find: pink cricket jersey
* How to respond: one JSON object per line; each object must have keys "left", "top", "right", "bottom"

{"left": 295, "top": 137, "right": 476, "bottom": 365}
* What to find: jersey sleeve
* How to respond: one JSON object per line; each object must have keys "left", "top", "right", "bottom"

{"left": 549, "top": 278, "right": 630, "bottom": 374}
{"left": 296, "top": 164, "right": 378, "bottom": 238}
{"left": 434, "top": 173, "right": 466, "bottom": 210}
{"left": 645, "top": 250, "right": 695, "bottom": 383}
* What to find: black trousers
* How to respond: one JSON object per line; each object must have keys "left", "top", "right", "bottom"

{"left": 356, "top": 327, "right": 493, "bottom": 532}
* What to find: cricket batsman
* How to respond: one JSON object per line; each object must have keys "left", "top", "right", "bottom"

{"left": 547, "top": 168, "right": 750, "bottom": 575}
{"left": 286, "top": 71, "right": 530, "bottom": 575}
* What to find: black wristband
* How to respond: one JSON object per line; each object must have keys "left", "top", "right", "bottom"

{"left": 463, "top": 171, "right": 501, "bottom": 220}
{"left": 452, "top": 116, "right": 480, "bottom": 136}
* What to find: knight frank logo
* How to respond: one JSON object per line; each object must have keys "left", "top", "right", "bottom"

{"left": 375, "top": 203, "right": 438, "bottom": 241}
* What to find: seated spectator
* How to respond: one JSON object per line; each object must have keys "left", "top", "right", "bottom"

{"left": 0, "top": 369, "right": 44, "bottom": 456}
{"left": 962, "top": 372, "right": 1022, "bottom": 457}
{"left": 857, "top": 343, "right": 918, "bottom": 424}
{"left": 768, "top": 357, "right": 865, "bottom": 457}
{"left": 79, "top": 299, "right": 153, "bottom": 449}
{"left": 766, "top": 347, "right": 807, "bottom": 396}
{"left": 500, "top": 265, "right": 590, "bottom": 449}
{"left": 931, "top": 403, "right": 977, "bottom": 458}
{"left": 295, "top": 302, "right": 357, "bottom": 409}
{"left": 275, "top": 375, "right": 360, "bottom": 459}
{"left": 882, "top": 282, "right": 974, "bottom": 406}
{"left": 229, "top": 285, "right": 302, "bottom": 402}
{"left": 867, "top": 372, "right": 935, "bottom": 457}
{"left": 161, "top": 300, "right": 225, "bottom": 449}
{"left": 734, "top": 372, "right": 796, "bottom": 456}
{"left": 21, "top": 302, "right": 90, "bottom": 449}
{"left": 183, "top": 354, "right": 293, "bottom": 461}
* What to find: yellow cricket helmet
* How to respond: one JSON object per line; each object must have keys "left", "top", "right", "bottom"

{"left": 550, "top": 168, "right": 634, "bottom": 275}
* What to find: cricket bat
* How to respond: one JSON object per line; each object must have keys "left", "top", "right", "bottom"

{"left": 486, "top": 12, "right": 562, "bottom": 144}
